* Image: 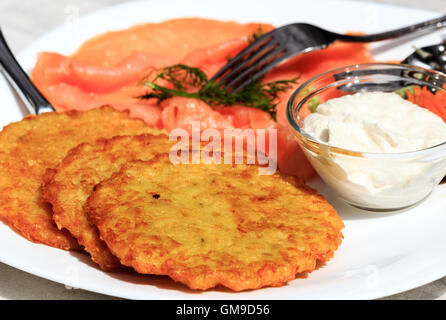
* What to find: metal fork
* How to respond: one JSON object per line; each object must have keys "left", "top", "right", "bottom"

{"left": 0, "top": 28, "right": 54, "bottom": 114}
{"left": 402, "top": 41, "right": 446, "bottom": 73}
{"left": 212, "top": 15, "right": 446, "bottom": 92}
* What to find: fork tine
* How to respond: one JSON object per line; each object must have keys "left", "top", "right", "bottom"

{"left": 219, "top": 41, "right": 280, "bottom": 85}
{"left": 211, "top": 33, "right": 274, "bottom": 81}
{"left": 224, "top": 47, "right": 287, "bottom": 90}
{"left": 232, "top": 52, "right": 295, "bottom": 92}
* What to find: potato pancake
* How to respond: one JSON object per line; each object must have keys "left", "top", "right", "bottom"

{"left": 42, "top": 134, "right": 172, "bottom": 269}
{"left": 86, "top": 154, "right": 344, "bottom": 291}
{"left": 0, "top": 107, "right": 163, "bottom": 250}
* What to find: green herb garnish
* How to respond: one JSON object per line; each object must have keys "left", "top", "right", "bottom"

{"left": 248, "top": 26, "right": 266, "bottom": 44}
{"left": 140, "top": 64, "right": 298, "bottom": 120}
{"left": 308, "top": 96, "right": 321, "bottom": 113}
{"left": 299, "top": 85, "right": 315, "bottom": 97}
{"left": 394, "top": 85, "right": 417, "bottom": 98}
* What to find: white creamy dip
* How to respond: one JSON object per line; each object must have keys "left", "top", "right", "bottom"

{"left": 301, "top": 92, "right": 446, "bottom": 209}
{"left": 303, "top": 92, "right": 446, "bottom": 153}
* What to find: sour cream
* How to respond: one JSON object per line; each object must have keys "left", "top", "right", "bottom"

{"left": 303, "top": 92, "right": 446, "bottom": 153}
{"left": 301, "top": 92, "right": 446, "bottom": 210}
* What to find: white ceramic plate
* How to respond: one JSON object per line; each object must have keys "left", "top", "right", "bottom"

{"left": 1, "top": 0, "right": 446, "bottom": 300}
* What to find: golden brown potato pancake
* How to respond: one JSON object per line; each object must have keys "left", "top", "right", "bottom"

{"left": 86, "top": 154, "right": 344, "bottom": 291}
{"left": 42, "top": 134, "right": 172, "bottom": 270}
{"left": 0, "top": 107, "right": 162, "bottom": 250}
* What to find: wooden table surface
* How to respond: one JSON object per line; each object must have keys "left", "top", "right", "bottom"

{"left": 1, "top": 0, "right": 446, "bottom": 300}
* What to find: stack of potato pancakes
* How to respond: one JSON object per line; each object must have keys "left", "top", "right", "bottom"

{"left": 0, "top": 107, "right": 343, "bottom": 291}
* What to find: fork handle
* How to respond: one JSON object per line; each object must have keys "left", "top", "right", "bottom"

{"left": 335, "top": 15, "right": 446, "bottom": 42}
{"left": 0, "top": 28, "right": 54, "bottom": 114}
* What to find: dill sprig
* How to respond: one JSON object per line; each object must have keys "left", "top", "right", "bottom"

{"left": 248, "top": 26, "right": 266, "bottom": 44}
{"left": 140, "top": 64, "right": 298, "bottom": 120}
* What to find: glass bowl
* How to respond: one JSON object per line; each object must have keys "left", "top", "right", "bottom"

{"left": 287, "top": 63, "right": 446, "bottom": 211}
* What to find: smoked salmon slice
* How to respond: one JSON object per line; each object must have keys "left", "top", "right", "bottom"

{"left": 32, "top": 52, "right": 179, "bottom": 94}
{"left": 70, "top": 52, "right": 179, "bottom": 93}
{"left": 160, "top": 97, "right": 233, "bottom": 132}
{"left": 181, "top": 38, "right": 250, "bottom": 77}
{"left": 70, "top": 18, "right": 273, "bottom": 66}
